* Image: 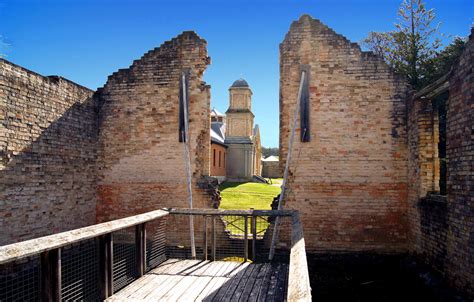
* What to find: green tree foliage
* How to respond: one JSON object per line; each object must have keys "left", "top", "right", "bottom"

{"left": 424, "top": 37, "right": 466, "bottom": 84}
{"left": 363, "top": 0, "right": 444, "bottom": 89}
{"left": 262, "top": 147, "right": 279, "bottom": 158}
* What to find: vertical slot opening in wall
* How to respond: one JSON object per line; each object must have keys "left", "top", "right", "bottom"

{"left": 433, "top": 92, "right": 448, "bottom": 195}
{"left": 179, "top": 70, "right": 190, "bottom": 142}
{"left": 300, "top": 65, "right": 311, "bottom": 142}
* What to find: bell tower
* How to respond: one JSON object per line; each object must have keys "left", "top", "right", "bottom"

{"left": 226, "top": 79, "right": 254, "bottom": 139}
{"left": 224, "top": 79, "right": 257, "bottom": 181}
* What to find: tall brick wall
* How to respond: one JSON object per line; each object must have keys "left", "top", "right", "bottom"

{"left": 407, "top": 30, "right": 474, "bottom": 295}
{"left": 0, "top": 59, "right": 97, "bottom": 245}
{"left": 445, "top": 30, "right": 473, "bottom": 295}
{"left": 279, "top": 15, "right": 411, "bottom": 252}
{"left": 96, "top": 31, "right": 213, "bottom": 222}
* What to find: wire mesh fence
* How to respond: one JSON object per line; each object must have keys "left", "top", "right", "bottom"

{"left": 0, "top": 209, "right": 297, "bottom": 300}
{"left": 112, "top": 226, "right": 138, "bottom": 292}
{"left": 145, "top": 218, "right": 167, "bottom": 272}
{"left": 0, "top": 256, "right": 40, "bottom": 302}
{"left": 61, "top": 239, "right": 100, "bottom": 301}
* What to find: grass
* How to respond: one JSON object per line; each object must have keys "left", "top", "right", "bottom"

{"left": 219, "top": 180, "right": 281, "bottom": 235}
{"left": 219, "top": 181, "right": 281, "bottom": 210}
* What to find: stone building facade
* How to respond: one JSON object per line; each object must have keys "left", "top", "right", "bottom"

{"left": 224, "top": 79, "right": 262, "bottom": 181}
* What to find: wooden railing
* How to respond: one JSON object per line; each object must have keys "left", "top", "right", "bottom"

{"left": 0, "top": 208, "right": 311, "bottom": 301}
{"left": 0, "top": 209, "right": 168, "bottom": 301}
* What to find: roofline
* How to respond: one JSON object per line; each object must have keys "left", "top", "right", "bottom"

{"left": 0, "top": 58, "right": 94, "bottom": 92}
{"left": 211, "top": 138, "right": 228, "bottom": 148}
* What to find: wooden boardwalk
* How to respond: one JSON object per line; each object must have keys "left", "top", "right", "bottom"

{"left": 107, "top": 259, "right": 289, "bottom": 301}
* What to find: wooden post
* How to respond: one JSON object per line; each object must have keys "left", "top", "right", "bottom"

{"left": 251, "top": 216, "right": 257, "bottom": 262}
{"left": 136, "top": 223, "right": 146, "bottom": 277}
{"left": 244, "top": 216, "right": 248, "bottom": 262}
{"left": 40, "top": 248, "right": 61, "bottom": 302}
{"left": 203, "top": 216, "right": 208, "bottom": 261}
{"left": 99, "top": 233, "right": 113, "bottom": 299}
{"left": 212, "top": 216, "right": 216, "bottom": 261}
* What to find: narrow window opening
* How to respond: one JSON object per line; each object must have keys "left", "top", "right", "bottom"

{"left": 178, "top": 71, "right": 189, "bottom": 142}
{"left": 300, "top": 66, "right": 311, "bottom": 142}
{"left": 219, "top": 151, "right": 222, "bottom": 167}
{"left": 213, "top": 149, "right": 216, "bottom": 167}
{"left": 433, "top": 93, "right": 447, "bottom": 195}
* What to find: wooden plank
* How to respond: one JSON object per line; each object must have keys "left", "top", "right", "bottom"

{"left": 108, "top": 259, "right": 194, "bottom": 301}
{"left": 266, "top": 263, "right": 287, "bottom": 302}
{"left": 140, "top": 260, "right": 203, "bottom": 301}
{"left": 165, "top": 208, "right": 295, "bottom": 217}
{"left": 213, "top": 263, "right": 252, "bottom": 301}
{"left": 176, "top": 261, "right": 218, "bottom": 300}
{"left": 177, "top": 275, "right": 213, "bottom": 301}
{"left": 256, "top": 263, "right": 281, "bottom": 302}
{"left": 238, "top": 264, "right": 263, "bottom": 302}
{"left": 201, "top": 262, "right": 249, "bottom": 301}
{"left": 247, "top": 263, "right": 271, "bottom": 302}
{"left": 0, "top": 210, "right": 168, "bottom": 265}
{"left": 195, "top": 276, "right": 228, "bottom": 301}
{"left": 265, "top": 263, "right": 282, "bottom": 301}
{"left": 228, "top": 264, "right": 257, "bottom": 302}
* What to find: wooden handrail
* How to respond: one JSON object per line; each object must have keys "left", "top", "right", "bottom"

{"left": 287, "top": 212, "right": 312, "bottom": 301}
{"left": 164, "top": 207, "right": 295, "bottom": 217}
{"left": 0, "top": 209, "right": 168, "bottom": 265}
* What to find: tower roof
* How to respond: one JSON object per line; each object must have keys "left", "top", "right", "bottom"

{"left": 231, "top": 78, "right": 249, "bottom": 88}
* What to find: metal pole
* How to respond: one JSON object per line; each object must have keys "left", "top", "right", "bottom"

{"left": 204, "top": 216, "right": 208, "bottom": 261}
{"left": 244, "top": 216, "right": 249, "bottom": 262}
{"left": 269, "top": 70, "right": 306, "bottom": 260}
{"left": 181, "top": 72, "right": 196, "bottom": 259}
{"left": 251, "top": 215, "right": 257, "bottom": 261}
{"left": 212, "top": 216, "right": 217, "bottom": 261}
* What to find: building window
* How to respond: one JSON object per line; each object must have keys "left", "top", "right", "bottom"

{"left": 213, "top": 149, "right": 216, "bottom": 167}
{"left": 219, "top": 151, "right": 222, "bottom": 167}
{"left": 433, "top": 94, "right": 447, "bottom": 195}
{"left": 224, "top": 153, "right": 226, "bottom": 168}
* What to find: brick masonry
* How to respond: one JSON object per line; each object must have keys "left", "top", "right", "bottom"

{"left": 407, "top": 29, "right": 474, "bottom": 295}
{"left": 279, "top": 15, "right": 411, "bottom": 253}
{"left": 95, "top": 31, "right": 213, "bottom": 222}
{"left": 0, "top": 59, "right": 97, "bottom": 245}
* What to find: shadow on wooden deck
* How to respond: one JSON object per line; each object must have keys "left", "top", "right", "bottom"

{"left": 107, "top": 259, "right": 288, "bottom": 301}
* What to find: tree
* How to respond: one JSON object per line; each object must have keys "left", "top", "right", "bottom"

{"left": 262, "top": 147, "right": 279, "bottom": 158}
{"left": 363, "top": 0, "right": 443, "bottom": 89}
{"left": 423, "top": 37, "right": 466, "bottom": 84}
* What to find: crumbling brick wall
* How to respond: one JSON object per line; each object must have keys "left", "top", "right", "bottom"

{"left": 407, "top": 29, "right": 474, "bottom": 296}
{"left": 95, "top": 31, "right": 213, "bottom": 222}
{"left": 0, "top": 59, "right": 97, "bottom": 245}
{"left": 444, "top": 30, "right": 473, "bottom": 295}
{"left": 279, "top": 15, "right": 411, "bottom": 252}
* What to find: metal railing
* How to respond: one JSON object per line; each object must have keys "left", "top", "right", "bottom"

{"left": 0, "top": 208, "right": 311, "bottom": 301}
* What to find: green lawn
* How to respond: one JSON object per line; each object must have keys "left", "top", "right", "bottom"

{"left": 219, "top": 181, "right": 281, "bottom": 210}
{"left": 219, "top": 181, "right": 281, "bottom": 236}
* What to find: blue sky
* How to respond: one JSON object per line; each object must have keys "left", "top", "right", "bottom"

{"left": 1, "top": 0, "right": 472, "bottom": 147}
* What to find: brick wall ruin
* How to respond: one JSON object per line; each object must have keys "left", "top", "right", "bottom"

{"left": 95, "top": 31, "right": 213, "bottom": 222}
{"left": 0, "top": 59, "right": 97, "bottom": 245}
{"left": 407, "top": 29, "right": 474, "bottom": 295}
{"left": 279, "top": 15, "right": 411, "bottom": 253}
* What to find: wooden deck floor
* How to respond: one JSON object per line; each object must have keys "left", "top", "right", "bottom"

{"left": 107, "top": 259, "right": 289, "bottom": 301}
